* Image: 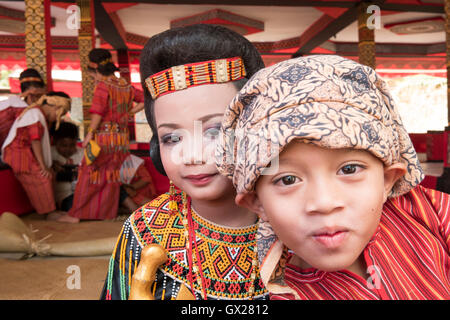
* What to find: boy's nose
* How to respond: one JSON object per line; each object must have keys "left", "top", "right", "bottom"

{"left": 304, "top": 178, "right": 343, "bottom": 215}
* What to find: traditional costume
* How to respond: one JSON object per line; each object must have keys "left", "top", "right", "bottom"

{"left": 101, "top": 191, "right": 266, "bottom": 300}
{"left": 1, "top": 95, "right": 71, "bottom": 214}
{"left": 68, "top": 76, "right": 144, "bottom": 220}
{"left": 120, "top": 154, "right": 157, "bottom": 206}
{"left": 0, "top": 96, "right": 28, "bottom": 147}
{"left": 216, "top": 55, "right": 450, "bottom": 299}
{"left": 100, "top": 57, "right": 267, "bottom": 300}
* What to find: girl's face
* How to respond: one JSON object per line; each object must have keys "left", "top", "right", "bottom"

{"left": 154, "top": 82, "right": 238, "bottom": 201}
{"left": 238, "top": 141, "right": 405, "bottom": 275}
{"left": 24, "top": 86, "right": 45, "bottom": 105}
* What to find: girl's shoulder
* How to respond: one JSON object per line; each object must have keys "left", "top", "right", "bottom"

{"left": 128, "top": 193, "right": 177, "bottom": 247}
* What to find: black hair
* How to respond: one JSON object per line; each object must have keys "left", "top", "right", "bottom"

{"left": 140, "top": 24, "right": 265, "bottom": 175}
{"left": 19, "top": 68, "right": 45, "bottom": 93}
{"left": 291, "top": 52, "right": 303, "bottom": 59}
{"left": 88, "top": 48, "right": 119, "bottom": 76}
{"left": 51, "top": 121, "right": 79, "bottom": 141}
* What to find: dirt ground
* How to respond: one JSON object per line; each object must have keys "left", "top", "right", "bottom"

{"left": 0, "top": 213, "right": 124, "bottom": 300}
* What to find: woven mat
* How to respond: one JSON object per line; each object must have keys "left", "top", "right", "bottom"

{"left": 0, "top": 257, "right": 110, "bottom": 300}
{"left": 0, "top": 213, "right": 125, "bottom": 300}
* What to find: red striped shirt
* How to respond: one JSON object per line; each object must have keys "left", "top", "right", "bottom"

{"left": 271, "top": 186, "right": 450, "bottom": 300}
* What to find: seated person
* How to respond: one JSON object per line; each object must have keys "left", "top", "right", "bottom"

{"left": 216, "top": 55, "right": 450, "bottom": 300}
{"left": 51, "top": 121, "right": 83, "bottom": 211}
{"left": 119, "top": 154, "right": 157, "bottom": 213}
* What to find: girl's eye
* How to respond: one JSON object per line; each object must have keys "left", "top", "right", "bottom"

{"left": 338, "top": 164, "right": 363, "bottom": 175}
{"left": 275, "top": 175, "right": 298, "bottom": 186}
{"left": 161, "top": 134, "right": 181, "bottom": 145}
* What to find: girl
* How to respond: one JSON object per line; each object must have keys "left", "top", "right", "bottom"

{"left": 2, "top": 91, "right": 71, "bottom": 219}
{"left": 0, "top": 68, "right": 46, "bottom": 147}
{"left": 101, "top": 24, "right": 267, "bottom": 300}
{"left": 67, "top": 49, "right": 145, "bottom": 222}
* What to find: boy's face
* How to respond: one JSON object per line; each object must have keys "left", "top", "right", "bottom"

{"left": 55, "top": 137, "right": 77, "bottom": 159}
{"left": 237, "top": 141, "right": 405, "bottom": 274}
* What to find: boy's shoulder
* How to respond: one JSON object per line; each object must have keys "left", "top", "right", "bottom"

{"left": 128, "top": 193, "right": 178, "bottom": 248}
{"left": 384, "top": 185, "right": 449, "bottom": 234}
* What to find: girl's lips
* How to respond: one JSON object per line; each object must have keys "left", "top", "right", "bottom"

{"left": 184, "top": 173, "right": 218, "bottom": 186}
{"left": 312, "top": 227, "right": 349, "bottom": 249}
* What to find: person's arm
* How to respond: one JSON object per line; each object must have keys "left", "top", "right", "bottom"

{"left": 83, "top": 81, "right": 108, "bottom": 148}
{"left": 100, "top": 217, "right": 141, "bottom": 300}
{"left": 129, "top": 88, "right": 145, "bottom": 115}
{"left": 129, "top": 178, "right": 149, "bottom": 191}
{"left": 129, "top": 102, "right": 144, "bottom": 115}
{"left": 82, "top": 113, "right": 102, "bottom": 148}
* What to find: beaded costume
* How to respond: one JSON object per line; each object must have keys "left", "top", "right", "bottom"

{"left": 101, "top": 192, "right": 267, "bottom": 300}
{"left": 68, "top": 76, "right": 144, "bottom": 220}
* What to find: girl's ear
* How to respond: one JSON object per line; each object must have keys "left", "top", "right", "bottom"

{"left": 235, "top": 192, "right": 268, "bottom": 221}
{"left": 383, "top": 162, "right": 407, "bottom": 201}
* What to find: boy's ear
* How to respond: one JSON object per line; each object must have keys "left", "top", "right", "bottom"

{"left": 235, "top": 192, "right": 268, "bottom": 221}
{"left": 383, "top": 162, "right": 407, "bottom": 200}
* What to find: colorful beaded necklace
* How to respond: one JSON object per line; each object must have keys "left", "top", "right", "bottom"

{"left": 178, "top": 191, "right": 259, "bottom": 300}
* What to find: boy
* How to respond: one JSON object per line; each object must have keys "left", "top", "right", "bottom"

{"left": 51, "top": 121, "right": 83, "bottom": 211}
{"left": 216, "top": 55, "right": 450, "bottom": 299}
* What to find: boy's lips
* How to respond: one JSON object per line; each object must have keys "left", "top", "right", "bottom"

{"left": 311, "top": 227, "right": 349, "bottom": 249}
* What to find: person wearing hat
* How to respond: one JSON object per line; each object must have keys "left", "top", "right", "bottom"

{"left": 67, "top": 48, "right": 145, "bottom": 222}
{"left": 217, "top": 55, "right": 450, "bottom": 299}
{"left": 0, "top": 68, "right": 46, "bottom": 147}
{"left": 2, "top": 91, "right": 71, "bottom": 220}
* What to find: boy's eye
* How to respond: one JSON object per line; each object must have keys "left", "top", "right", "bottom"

{"left": 204, "top": 126, "right": 220, "bottom": 140}
{"left": 338, "top": 164, "right": 363, "bottom": 175}
{"left": 275, "top": 175, "right": 298, "bottom": 186}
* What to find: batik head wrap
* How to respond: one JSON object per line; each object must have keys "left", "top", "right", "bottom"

{"left": 215, "top": 54, "right": 424, "bottom": 296}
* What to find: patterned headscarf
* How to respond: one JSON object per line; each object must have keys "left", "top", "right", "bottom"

{"left": 215, "top": 55, "right": 423, "bottom": 296}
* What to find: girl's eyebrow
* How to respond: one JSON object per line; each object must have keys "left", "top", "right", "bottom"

{"left": 198, "top": 113, "right": 224, "bottom": 122}
{"left": 157, "top": 113, "right": 223, "bottom": 130}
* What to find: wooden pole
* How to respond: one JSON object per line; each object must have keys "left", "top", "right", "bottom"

{"left": 24, "top": 0, "right": 53, "bottom": 90}
{"left": 357, "top": 2, "right": 376, "bottom": 69}
{"left": 77, "top": 0, "right": 95, "bottom": 138}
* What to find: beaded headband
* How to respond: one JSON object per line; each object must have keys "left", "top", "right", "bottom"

{"left": 145, "top": 57, "right": 246, "bottom": 100}
{"left": 20, "top": 77, "right": 43, "bottom": 84}
{"left": 88, "top": 58, "right": 113, "bottom": 69}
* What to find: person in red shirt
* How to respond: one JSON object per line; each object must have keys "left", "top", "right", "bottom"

{"left": 65, "top": 49, "right": 144, "bottom": 223}
{"left": 118, "top": 154, "right": 157, "bottom": 213}
{"left": 1, "top": 91, "right": 71, "bottom": 219}
{"left": 217, "top": 55, "right": 450, "bottom": 300}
